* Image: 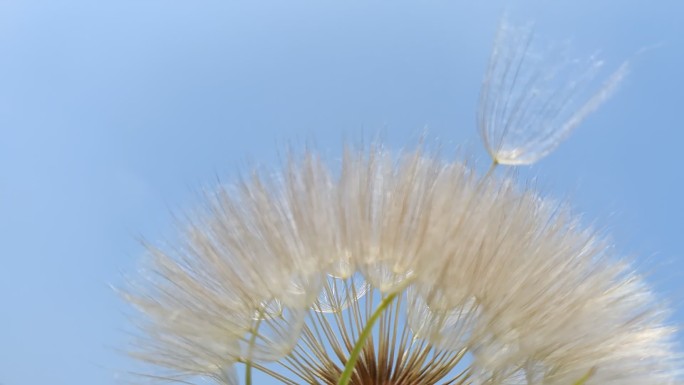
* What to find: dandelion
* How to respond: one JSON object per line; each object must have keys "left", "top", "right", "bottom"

{"left": 123, "top": 19, "right": 680, "bottom": 385}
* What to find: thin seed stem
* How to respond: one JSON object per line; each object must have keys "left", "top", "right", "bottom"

{"left": 484, "top": 160, "right": 499, "bottom": 179}
{"left": 337, "top": 291, "right": 399, "bottom": 385}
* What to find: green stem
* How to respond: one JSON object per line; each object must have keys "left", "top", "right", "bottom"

{"left": 572, "top": 367, "right": 597, "bottom": 385}
{"left": 337, "top": 291, "right": 399, "bottom": 385}
{"left": 245, "top": 360, "right": 253, "bottom": 385}
{"left": 245, "top": 311, "right": 265, "bottom": 385}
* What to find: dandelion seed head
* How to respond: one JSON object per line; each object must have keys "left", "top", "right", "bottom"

{"left": 125, "top": 146, "right": 679, "bottom": 384}
{"left": 123, "top": 18, "right": 679, "bottom": 385}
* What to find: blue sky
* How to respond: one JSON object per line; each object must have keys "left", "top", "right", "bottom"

{"left": 1, "top": 1, "right": 683, "bottom": 384}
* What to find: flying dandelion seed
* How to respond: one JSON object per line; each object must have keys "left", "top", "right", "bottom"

{"left": 478, "top": 19, "right": 629, "bottom": 166}
{"left": 123, "top": 19, "right": 680, "bottom": 385}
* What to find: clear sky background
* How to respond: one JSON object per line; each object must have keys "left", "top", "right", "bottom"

{"left": 1, "top": 1, "right": 683, "bottom": 384}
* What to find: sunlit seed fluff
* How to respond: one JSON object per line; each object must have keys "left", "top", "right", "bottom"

{"left": 125, "top": 146, "right": 679, "bottom": 385}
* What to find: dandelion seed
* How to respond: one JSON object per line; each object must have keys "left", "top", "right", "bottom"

{"left": 123, "top": 19, "right": 679, "bottom": 385}
{"left": 478, "top": 18, "right": 628, "bottom": 165}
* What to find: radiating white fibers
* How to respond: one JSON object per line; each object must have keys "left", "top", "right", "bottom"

{"left": 125, "top": 147, "right": 679, "bottom": 385}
